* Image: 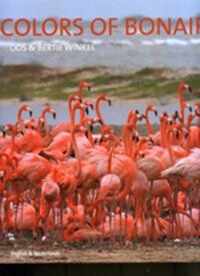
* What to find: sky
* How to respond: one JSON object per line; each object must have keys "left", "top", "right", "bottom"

{"left": 0, "top": 0, "right": 200, "bottom": 19}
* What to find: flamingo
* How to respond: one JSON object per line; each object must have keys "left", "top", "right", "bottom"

{"left": 39, "top": 170, "right": 60, "bottom": 239}
{"left": 161, "top": 148, "right": 200, "bottom": 184}
{"left": 0, "top": 80, "right": 199, "bottom": 243}
{"left": 143, "top": 104, "right": 158, "bottom": 136}
{"left": 51, "top": 81, "right": 92, "bottom": 137}
{"left": 177, "top": 81, "right": 192, "bottom": 127}
{"left": 186, "top": 110, "right": 200, "bottom": 148}
{"left": 6, "top": 203, "right": 37, "bottom": 238}
{"left": 16, "top": 104, "right": 33, "bottom": 130}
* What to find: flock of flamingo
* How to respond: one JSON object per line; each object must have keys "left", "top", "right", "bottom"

{"left": 0, "top": 80, "right": 200, "bottom": 243}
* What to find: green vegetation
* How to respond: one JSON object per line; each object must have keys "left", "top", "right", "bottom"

{"left": 0, "top": 65, "right": 200, "bottom": 100}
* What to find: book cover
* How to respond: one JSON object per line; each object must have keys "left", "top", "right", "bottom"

{"left": 0, "top": 0, "right": 200, "bottom": 266}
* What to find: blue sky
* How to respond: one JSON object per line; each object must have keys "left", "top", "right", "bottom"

{"left": 0, "top": 0, "right": 200, "bottom": 19}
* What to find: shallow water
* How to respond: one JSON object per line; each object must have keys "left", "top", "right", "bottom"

{"left": 0, "top": 28, "right": 200, "bottom": 70}
{"left": 0, "top": 99, "right": 192, "bottom": 125}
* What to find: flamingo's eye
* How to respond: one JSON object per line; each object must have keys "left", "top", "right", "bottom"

{"left": 0, "top": 171, "right": 4, "bottom": 179}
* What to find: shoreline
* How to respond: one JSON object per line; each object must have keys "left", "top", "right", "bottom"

{"left": 0, "top": 97, "right": 197, "bottom": 108}
{"left": 0, "top": 97, "right": 159, "bottom": 105}
{"left": 0, "top": 64, "right": 200, "bottom": 101}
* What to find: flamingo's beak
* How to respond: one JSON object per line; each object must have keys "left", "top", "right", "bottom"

{"left": 98, "top": 119, "right": 103, "bottom": 125}
{"left": 168, "top": 118, "right": 173, "bottom": 125}
{"left": 52, "top": 112, "right": 57, "bottom": 119}
{"left": 26, "top": 107, "right": 33, "bottom": 117}
{"left": 108, "top": 99, "right": 112, "bottom": 106}
{"left": 188, "top": 105, "right": 193, "bottom": 112}
{"left": 85, "top": 107, "right": 89, "bottom": 115}
{"left": 99, "top": 135, "right": 104, "bottom": 143}
{"left": 0, "top": 171, "right": 5, "bottom": 181}
{"left": 174, "top": 111, "right": 179, "bottom": 120}
{"left": 40, "top": 120, "right": 45, "bottom": 127}
{"left": 195, "top": 105, "right": 200, "bottom": 116}
{"left": 184, "top": 130, "right": 189, "bottom": 139}
{"left": 75, "top": 95, "right": 82, "bottom": 102}
{"left": 2, "top": 126, "right": 8, "bottom": 137}
{"left": 29, "top": 110, "right": 33, "bottom": 117}
{"left": 132, "top": 134, "right": 139, "bottom": 142}
{"left": 175, "top": 130, "right": 180, "bottom": 139}
{"left": 148, "top": 137, "right": 154, "bottom": 144}
{"left": 87, "top": 83, "right": 93, "bottom": 91}
{"left": 85, "top": 130, "right": 89, "bottom": 138}
{"left": 184, "top": 84, "right": 192, "bottom": 93}
{"left": 188, "top": 86, "right": 192, "bottom": 93}
{"left": 89, "top": 124, "right": 94, "bottom": 133}
{"left": 138, "top": 113, "right": 144, "bottom": 121}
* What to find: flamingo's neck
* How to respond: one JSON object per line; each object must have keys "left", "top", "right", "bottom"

{"left": 39, "top": 108, "right": 49, "bottom": 132}
{"left": 86, "top": 126, "right": 94, "bottom": 146}
{"left": 17, "top": 107, "right": 26, "bottom": 123}
{"left": 71, "top": 105, "right": 84, "bottom": 127}
{"left": 96, "top": 97, "right": 105, "bottom": 125}
{"left": 71, "top": 128, "right": 82, "bottom": 178}
{"left": 160, "top": 119, "right": 166, "bottom": 147}
{"left": 135, "top": 139, "right": 147, "bottom": 159}
{"left": 186, "top": 114, "right": 195, "bottom": 131}
{"left": 185, "top": 114, "right": 195, "bottom": 151}
{"left": 108, "top": 145, "right": 115, "bottom": 173}
{"left": 68, "top": 96, "right": 79, "bottom": 123}
{"left": 166, "top": 130, "right": 175, "bottom": 164}
{"left": 40, "top": 108, "right": 49, "bottom": 121}
{"left": 77, "top": 85, "right": 83, "bottom": 98}
{"left": 145, "top": 110, "right": 154, "bottom": 136}
{"left": 127, "top": 110, "right": 133, "bottom": 123}
{"left": 11, "top": 128, "right": 16, "bottom": 155}
{"left": 178, "top": 89, "right": 186, "bottom": 126}
{"left": 122, "top": 124, "right": 133, "bottom": 156}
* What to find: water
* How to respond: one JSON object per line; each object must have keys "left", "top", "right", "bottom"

{"left": 0, "top": 99, "right": 192, "bottom": 125}
{"left": 0, "top": 24, "right": 199, "bottom": 124}
{"left": 0, "top": 28, "right": 200, "bottom": 70}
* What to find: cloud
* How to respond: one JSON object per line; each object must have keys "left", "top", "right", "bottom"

{"left": 0, "top": 0, "right": 199, "bottom": 18}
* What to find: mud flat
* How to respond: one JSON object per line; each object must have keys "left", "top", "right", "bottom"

{"left": 0, "top": 240, "right": 199, "bottom": 263}
{"left": 0, "top": 64, "right": 200, "bottom": 101}
{"left": 0, "top": 64, "right": 200, "bottom": 125}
